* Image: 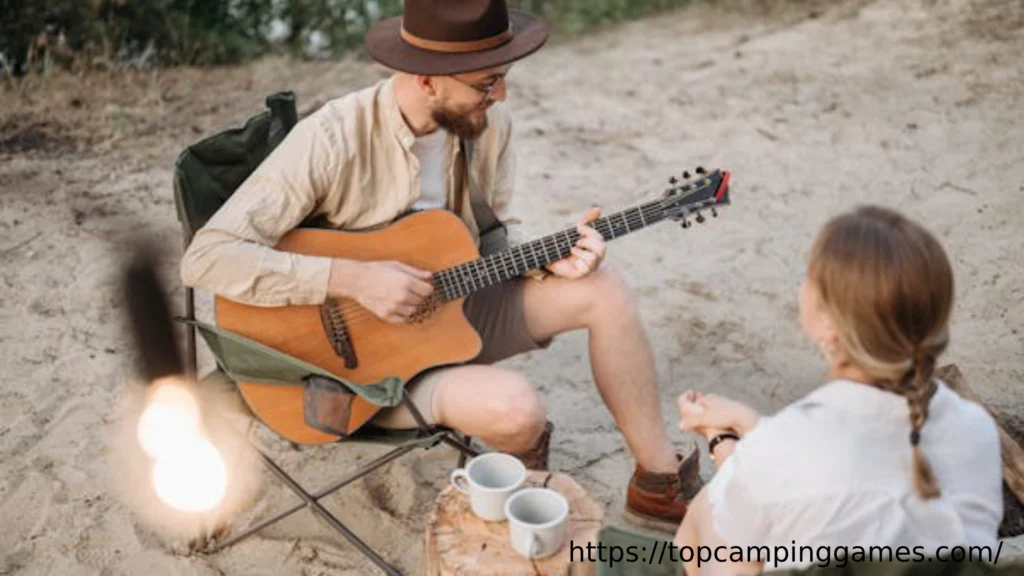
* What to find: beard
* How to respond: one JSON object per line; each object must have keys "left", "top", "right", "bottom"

{"left": 432, "top": 102, "right": 490, "bottom": 140}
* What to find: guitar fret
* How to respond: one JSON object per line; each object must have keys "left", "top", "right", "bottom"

{"left": 486, "top": 257, "right": 500, "bottom": 286}
{"left": 513, "top": 246, "right": 526, "bottom": 274}
{"left": 473, "top": 260, "right": 486, "bottom": 289}
{"left": 528, "top": 242, "right": 541, "bottom": 270}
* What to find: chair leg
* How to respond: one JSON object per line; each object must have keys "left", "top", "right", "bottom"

{"left": 399, "top": 391, "right": 477, "bottom": 466}
{"left": 184, "top": 286, "right": 197, "bottom": 379}
{"left": 457, "top": 435, "right": 473, "bottom": 468}
{"left": 251, "top": 450, "right": 404, "bottom": 576}
{"left": 209, "top": 439, "right": 419, "bottom": 560}
{"left": 182, "top": 234, "right": 197, "bottom": 380}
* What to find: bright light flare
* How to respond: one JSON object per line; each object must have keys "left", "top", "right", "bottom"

{"left": 152, "top": 436, "right": 228, "bottom": 513}
{"left": 136, "top": 382, "right": 200, "bottom": 457}
{"left": 137, "top": 378, "right": 227, "bottom": 513}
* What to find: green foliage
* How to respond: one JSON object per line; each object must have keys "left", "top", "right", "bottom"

{"left": 0, "top": 0, "right": 691, "bottom": 75}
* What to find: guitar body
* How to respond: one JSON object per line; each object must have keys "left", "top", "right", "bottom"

{"left": 215, "top": 210, "right": 483, "bottom": 444}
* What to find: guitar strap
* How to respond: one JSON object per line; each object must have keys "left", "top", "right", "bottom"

{"left": 461, "top": 138, "right": 509, "bottom": 256}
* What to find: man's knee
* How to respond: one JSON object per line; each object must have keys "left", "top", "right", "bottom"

{"left": 489, "top": 374, "right": 547, "bottom": 448}
{"left": 581, "top": 266, "right": 636, "bottom": 318}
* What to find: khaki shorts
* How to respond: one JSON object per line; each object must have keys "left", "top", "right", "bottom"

{"left": 370, "top": 278, "right": 550, "bottom": 429}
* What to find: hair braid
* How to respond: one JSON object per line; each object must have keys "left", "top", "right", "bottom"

{"left": 906, "top": 351, "right": 940, "bottom": 499}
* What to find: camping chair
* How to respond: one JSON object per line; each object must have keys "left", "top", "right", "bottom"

{"left": 172, "top": 91, "right": 479, "bottom": 576}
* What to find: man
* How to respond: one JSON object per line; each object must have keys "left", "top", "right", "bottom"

{"left": 180, "top": 0, "right": 701, "bottom": 532}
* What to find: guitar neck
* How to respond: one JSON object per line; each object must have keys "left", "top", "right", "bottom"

{"left": 433, "top": 199, "right": 668, "bottom": 301}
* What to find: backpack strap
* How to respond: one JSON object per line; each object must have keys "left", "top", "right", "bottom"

{"left": 461, "top": 138, "right": 509, "bottom": 256}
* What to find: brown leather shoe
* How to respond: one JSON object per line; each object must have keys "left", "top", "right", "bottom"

{"left": 624, "top": 449, "right": 704, "bottom": 533}
{"left": 509, "top": 421, "right": 553, "bottom": 471}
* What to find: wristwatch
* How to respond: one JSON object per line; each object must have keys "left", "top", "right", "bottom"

{"left": 708, "top": 431, "right": 740, "bottom": 461}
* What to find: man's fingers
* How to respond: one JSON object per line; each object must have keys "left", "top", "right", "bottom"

{"left": 571, "top": 247, "right": 599, "bottom": 271}
{"left": 575, "top": 236, "right": 605, "bottom": 257}
{"left": 388, "top": 304, "right": 417, "bottom": 320}
{"left": 577, "top": 206, "right": 602, "bottom": 226}
{"left": 393, "top": 261, "right": 434, "bottom": 280}
{"left": 407, "top": 278, "right": 435, "bottom": 298}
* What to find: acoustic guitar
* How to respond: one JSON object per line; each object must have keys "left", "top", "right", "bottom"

{"left": 216, "top": 167, "right": 732, "bottom": 444}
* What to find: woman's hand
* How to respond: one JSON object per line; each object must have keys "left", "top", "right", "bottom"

{"left": 677, "top": 391, "right": 761, "bottom": 440}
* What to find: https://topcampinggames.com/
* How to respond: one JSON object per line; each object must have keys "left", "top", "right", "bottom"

{"left": 570, "top": 539, "right": 1004, "bottom": 569}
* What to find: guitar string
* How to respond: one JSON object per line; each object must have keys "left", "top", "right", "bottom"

{"left": 315, "top": 203, "right": 673, "bottom": 326}
{"left": 316, "top": 195, "right": 708, "bottom": 326}
{"left": 318, "top": 200, "right": 683, "bottom": 325}
{"left": 314, "top": 211, "right": 657, "bottom": 327}
{"left": 311, "top": 194, "right": 715, "bottom": 328}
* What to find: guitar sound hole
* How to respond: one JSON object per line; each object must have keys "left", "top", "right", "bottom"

{"left": 408, "top": 295, "right": 441, "bottom": 324}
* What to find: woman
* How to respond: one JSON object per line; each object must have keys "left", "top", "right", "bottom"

{"left": 675, "top": 206, "right": 1003, "bottom": 574}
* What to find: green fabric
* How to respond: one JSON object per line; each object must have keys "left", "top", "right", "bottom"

{"left": 183, "top": 318, "right": 404, "bottom": 408}
{"left": 591, "top": 526, "right": 1023, "bottom": 576}
{"left": 173, "top": 91, "right": 298, "bottom": 237}
{"left": 198, "top": 368, "right": 441, "bottom": 446}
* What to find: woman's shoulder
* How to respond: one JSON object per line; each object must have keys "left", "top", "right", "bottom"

{"left": 927, "top": 380, "right": 1001, "bottom": 455}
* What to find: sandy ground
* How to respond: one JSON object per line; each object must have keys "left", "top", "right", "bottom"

{"left": 1, "top": 0, "right": 1022, "bottom": 573}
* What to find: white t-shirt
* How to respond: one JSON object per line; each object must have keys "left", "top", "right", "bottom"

{"left": 411, "top": 129, "right": 449, "bottom": 211}
{"left": 707, "top": 379, "right": 1003, "bottom": 571}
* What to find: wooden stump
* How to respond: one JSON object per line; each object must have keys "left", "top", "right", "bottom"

{"left": 425, "top": 471, "right": 603, "bottom": 576}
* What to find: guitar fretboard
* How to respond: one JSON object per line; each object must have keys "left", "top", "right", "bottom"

{"left": 433, "top": 199, "right": 667, "bottom": 301}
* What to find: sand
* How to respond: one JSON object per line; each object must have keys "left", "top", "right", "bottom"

{"left": 1, "top": 0, "right": 1022, "bottom": 573}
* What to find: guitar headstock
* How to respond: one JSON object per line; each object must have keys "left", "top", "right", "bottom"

{"left": 659, "top": 167, "right": 732, "bottom": 228}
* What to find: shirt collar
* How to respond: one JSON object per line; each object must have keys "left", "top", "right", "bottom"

{"left": 380, "top": 76, "right": 416, "bottom": 150}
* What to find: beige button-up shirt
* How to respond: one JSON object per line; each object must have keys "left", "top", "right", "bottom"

{"left": 180, "top": 77, "right": 521, "bottom": 307}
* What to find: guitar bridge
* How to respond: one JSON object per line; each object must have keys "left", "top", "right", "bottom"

{"left": 320, "top": 300, "right": 358, "bottom": 369}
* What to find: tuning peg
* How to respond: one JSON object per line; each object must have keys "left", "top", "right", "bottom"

{"left": 682, "top": 171, "right": 691, "bottom": 180}
{"left": 695, "top": 212, "right": 706, "bottom": 224}
{"left": 696, "top": 166, "right": 707, "bottom": 175}
{"left": 669, "top": 176, "right": 678, "bottom": 185}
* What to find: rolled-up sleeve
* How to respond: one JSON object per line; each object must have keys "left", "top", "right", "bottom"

{"left": 180, "top": 112, "right": 339, "bottom": 307}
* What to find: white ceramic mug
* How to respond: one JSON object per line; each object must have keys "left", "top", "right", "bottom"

{"left": 505, "top": 488, "right": 569, "bottom": 559}
{"left": 450, "top": 453, "right": 526, "bottom": 521}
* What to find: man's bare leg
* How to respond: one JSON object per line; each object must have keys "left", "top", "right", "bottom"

{"left": 374, "top": 364, "right": 548, "bottom": 453}
{"left": 522, "top": 267, "right": 679, "bottom": 473}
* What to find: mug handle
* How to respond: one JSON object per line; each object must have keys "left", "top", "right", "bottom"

{"left": 521, "top": 532, "right": 541, "bottom": 558}
{"left": 450, "top": 468, "right": 470, "bottom": 494}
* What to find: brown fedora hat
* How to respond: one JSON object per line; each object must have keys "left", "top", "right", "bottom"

{"left": 365, "top": 0, "right": 549, "bottom": 75}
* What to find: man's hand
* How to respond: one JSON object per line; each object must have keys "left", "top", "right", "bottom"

{"left": 545, "top": 207, "right": 606, "bottom": 279}
{"left": 329, "top": 260, "right": 434, "bottom": 324}
{"left": 677, "top": 391, "right": 761, "bottom": 440}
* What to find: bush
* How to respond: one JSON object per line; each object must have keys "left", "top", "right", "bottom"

{"left": 0, "top": 0, "right": 692, "bottom": 76}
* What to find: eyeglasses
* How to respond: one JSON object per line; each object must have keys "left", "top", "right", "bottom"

{"left": 449, "top": 72, "right": 507, "bottom": 102}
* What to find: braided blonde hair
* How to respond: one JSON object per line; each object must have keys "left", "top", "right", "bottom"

{"left": 808, "top": 206, "right": 953, "bottom": 499}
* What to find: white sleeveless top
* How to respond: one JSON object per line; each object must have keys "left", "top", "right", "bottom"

{"left": 707, "top": 379, "right": 1003, "bottom": 571}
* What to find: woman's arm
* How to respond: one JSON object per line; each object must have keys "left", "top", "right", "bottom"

{"left": 674, "top": 487, "right": 764, "bottom": 576}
